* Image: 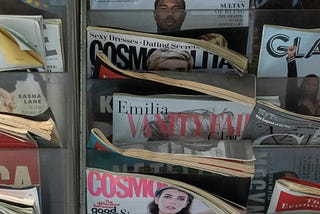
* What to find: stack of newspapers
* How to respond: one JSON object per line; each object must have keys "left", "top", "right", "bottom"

{"left": 0, "top": 186, "right": 40, "bottom": 214}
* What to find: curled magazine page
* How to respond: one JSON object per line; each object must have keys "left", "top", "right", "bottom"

{"left": 93, "top": 52, "right": 256, "bottom": 105}
{"left": 86, "top": 167, "right": 246, "bottom": 214}
{"left": 0, "top": 27, "right": 43, "bottom": 71}
{"left": 87, "top": 128, "right": 255, "bottom": 178}
{"left": 0, "top": 15, "right": 46, "bottom": 71}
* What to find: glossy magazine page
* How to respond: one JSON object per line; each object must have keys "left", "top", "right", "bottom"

{"left": 112, "top": 93, "right": 253, "bottom": 143}
{"left": 257, "top": 25, "right": 320, "bottom": 77}
{"left": 87, "top": 128, "right": 254, "bottom": 177}
{"left": 87, "top": 26, "right": 248, "bottom": 77}
{"left": 86, "top": 149, "right": 252, "bottom": 208}
{"left": 86, "top": 167, "right": 246, "bottom": 214}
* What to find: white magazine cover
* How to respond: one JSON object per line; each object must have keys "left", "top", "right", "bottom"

{"left": 86, "top": 168, "right": 242, "bottom": 214}
{"left": 40, "top": 19, "right": 64, "bottom": 72}
{"left": 112, "top": 93, "right": 253, "bottom": 144}
{"left": 257, "top": 25, "right": 320, "bottom": 77}
{"left": 90, "top": 0, "right": 250, "bottom": 10}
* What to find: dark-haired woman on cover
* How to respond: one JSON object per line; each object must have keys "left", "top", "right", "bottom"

{"left": 147, "top": 186, "right": 194, "bottom": 214}
{"left": 285, "top": 45, "right": 320, "bottom": 116}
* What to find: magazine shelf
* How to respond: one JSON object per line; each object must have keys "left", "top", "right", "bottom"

{"left": 0, "top": 0, "right": 78, "bottom": 213}
{"left": 81, "top": 1, "right": 320, "bottom": 214}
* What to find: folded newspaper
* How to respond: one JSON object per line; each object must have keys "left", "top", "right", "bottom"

{"left": 87, "top": 26, "right": 249, "bottom": 76}
{"left": 93, "top": 52, "right": 256, "bottom": 105}
{"left": 87, "top": 128, "right": 255, "bottom": 178}
{"left": 87, "top": 167, "right": 247, "bottom": 214}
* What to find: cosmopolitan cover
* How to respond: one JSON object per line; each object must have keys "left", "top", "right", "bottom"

{"left": 86, "top": 168, "right": 246, "bottom": 214}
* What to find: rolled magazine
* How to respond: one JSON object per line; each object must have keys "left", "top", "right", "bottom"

{"left": 87, "top": 128, "right": 255, "bottom": 178}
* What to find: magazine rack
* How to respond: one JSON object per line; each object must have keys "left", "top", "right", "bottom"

{"left": 0, "top": 0, "right": 79, "bottom": 213}
{"left": 79, "top": 2, "right": 251, "bottom": 212}
{"left": 80, "top": 1, "right": 320, "bottom": 214}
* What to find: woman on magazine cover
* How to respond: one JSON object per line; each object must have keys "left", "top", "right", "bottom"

{"left": 147, "top": 186, "right": 194, "bottom": 214}
{"left": 0, "top": 88, "right": 15, "bottom": 112}
{"left": 285, "top": 45, "right": 320, "bottom": 116}
{"left": 0, "top": 73, "right": 28, "bottom": 113}
{"left": 147, "top": 48, "right": 194, "bottom": 72}
{"left": 198, "top": 33, "right": 228, "bottom": 48}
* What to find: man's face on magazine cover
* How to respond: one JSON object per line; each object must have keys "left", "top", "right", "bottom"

{"left": 154, "top": 0, "right": 186, "bottom": 32}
